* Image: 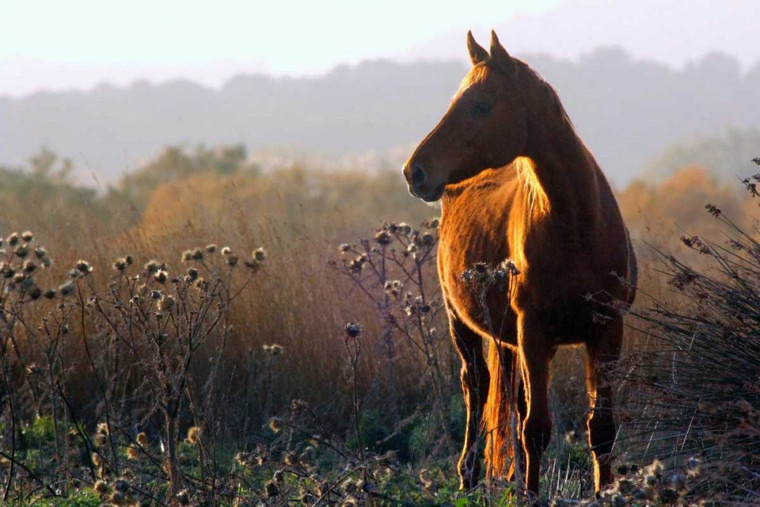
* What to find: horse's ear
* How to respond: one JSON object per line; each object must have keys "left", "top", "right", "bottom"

{"left": 467, "top": 30, "right": 489, "bottom": 66}
{"left": 489, "top": 30, "right": 512, "bottom": 67}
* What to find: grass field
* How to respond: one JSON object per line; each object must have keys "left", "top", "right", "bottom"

{"left": 0, "top": 148, "right": 758, "bottom": 504}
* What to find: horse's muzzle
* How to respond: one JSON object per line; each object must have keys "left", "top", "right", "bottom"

{"left": 403, "top": 162, "right": 445, "bottom": 202}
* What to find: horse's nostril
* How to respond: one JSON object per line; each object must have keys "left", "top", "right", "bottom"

{"left": 411, "top": 164, "right": 426, "bottom": 187}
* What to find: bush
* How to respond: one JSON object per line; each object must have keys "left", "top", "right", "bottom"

{"left": 619, "top": 157, "right": 760, "bottom": 503}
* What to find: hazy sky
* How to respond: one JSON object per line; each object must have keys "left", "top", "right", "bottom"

{"left": 2, "top": 0, "right": 757, "bottom": 98}
{"left": 0, "top": 0, "right": 560, "bottom": 96}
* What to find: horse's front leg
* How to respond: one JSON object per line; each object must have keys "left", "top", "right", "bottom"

{"left": 518, "top": 314, "right": 552, "bottom": 498}
{"left": 450, "top": 315, "right": 490, "bottom": 490}
{"left": 585, "top": 316, "right": 623, "bottom": 492}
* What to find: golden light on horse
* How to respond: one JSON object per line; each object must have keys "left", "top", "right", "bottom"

{"left": 403, "top": 30, "right": 637, "bottom": 498}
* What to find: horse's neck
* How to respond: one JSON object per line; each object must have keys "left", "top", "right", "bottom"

{"left": 524, "top": 124, "right": 603, "bottom": 228}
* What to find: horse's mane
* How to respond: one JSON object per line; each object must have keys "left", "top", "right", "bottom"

{"left": 514, "top": 156, "right": 550, "bottom": 216}
{"left": 513, "top": 59, "right": 575, "bottom": 133}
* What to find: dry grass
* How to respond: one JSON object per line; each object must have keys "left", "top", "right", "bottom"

{"left": 1, "top": 148, "right": 759, "bottom": 504}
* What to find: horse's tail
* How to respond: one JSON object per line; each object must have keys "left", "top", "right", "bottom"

{"left": 483, "top": 340, "right": 518, "bottom": 479}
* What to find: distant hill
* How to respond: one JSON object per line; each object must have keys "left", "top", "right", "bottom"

{"left": 406, "top": 0, "right": 759, "bottom": 71}
{"left": 1, "top": 49, "right": 758, "bottom": 187}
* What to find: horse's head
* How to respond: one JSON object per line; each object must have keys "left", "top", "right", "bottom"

{"left": 403, "top": 30, "right": 527, "bottom": 202}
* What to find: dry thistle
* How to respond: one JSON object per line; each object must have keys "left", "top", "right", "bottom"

{"left": 374, "top": 230, "right": 392, "bottom": 246}
{"left": 268, "top": 417, "right": 283, "bottom": 433}
{"left": 265, "top": 480, "right": 279, "bottom": 497}
{"left": 687, "top": 457, "right": 701, "bottom": 478}
{"left": 235, "top": 451, "right": 253, "bottom": 467}
{"left": 185, "top": 426, "right": 202, "bottom": 445}
{"left": 153, "top": 269, "right": 168, "bottom": 284}
{"left": 75, "top": 259, "right": 92, "bottom": 274}
{"left": 113, "top": 479, "right": 130, "bottom": 493}
{"left": 185, "top": 267, "right": 198, "bottom": 281}
{"left": 97, "top": 422, "right": 111, "bottom": 435}
{"left": 25, "top": 363, "right": 41, "bottom": 376}
{"left": 93, "top": 480, "right": 110, "bottom": 495}
{"left": 158, "top": 295, "right": 175, "bottom": 311}
{"left": 176, "top": 489, "right": 190, "bottom": 505}
{"left": 59, "top": 281, "right": 74, "bottom": 296}
{"left": 112, "top": 257, "right": 128, "bottom": 272}
{"left": 345, "top": 322, "right": 361, "bottom": 338}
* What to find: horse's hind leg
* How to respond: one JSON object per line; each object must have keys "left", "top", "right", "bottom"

{"left": 450, "top": 315, "right": 489, "bottom": 490}
{"left": 585, "top": 317, "right": 623, "bottom": 492}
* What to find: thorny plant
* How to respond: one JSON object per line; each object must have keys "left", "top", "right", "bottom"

{"left": 343, "top": 322, "right": 365, "bottom": 465}
{"left": 553, "top": 456, "right": 704, "bottom": 506}
{"left": 0, "top": 231, "right": 62, "bottom": 501}
{"left": 81, "top": 244, "right": 266, "bottom": 502}
{"left": 616, "top": 157, "right": 760, "bottom": 504}
{"left": 461, "top": 260, "right": 526, "bottom": 500}
{"left": 0, "top": 232, "right": 268, "bottom": 505}
{"left": 330, "top": 220, "right": 456, "bottom": 452}
{"left": 0, "top": 227, "right": 484, "bottom": 506}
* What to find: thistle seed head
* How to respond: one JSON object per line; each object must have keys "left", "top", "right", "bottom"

{"left": 153, "top": 269, "right": 168, "bottom": 283}
{"left": 185, "top": 426, "right": 202, "bottom": 445}
{"left": 345, "top": 322, "right": 361, "bottom": 338}
{"left": 253, "top": 247, "right": 267, "bottom": 262}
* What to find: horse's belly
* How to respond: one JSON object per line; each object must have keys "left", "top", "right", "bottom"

{"left": 443, "top": 263, "right": 609, "bottom": 347}
{"left": 443, "top": 270, "right": 519, "bottom": 346}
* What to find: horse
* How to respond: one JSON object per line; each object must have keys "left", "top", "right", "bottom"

{"left": 402, "top": 31, "right": 637, "bottom": 498}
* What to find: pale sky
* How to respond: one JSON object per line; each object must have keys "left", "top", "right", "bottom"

{"left": 0, "top": 0, "right": 561, "bottom": 96}
{"left": 1, "top": 0, "right": 757, "bottom": 98}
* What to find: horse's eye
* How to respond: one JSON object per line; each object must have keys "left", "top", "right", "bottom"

{"left": 472, "top": 100, "right": 492, "bottom": 116}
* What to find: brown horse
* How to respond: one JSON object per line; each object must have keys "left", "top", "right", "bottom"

{"left": 402, "top": 31, "right": 637, "bottom": 497}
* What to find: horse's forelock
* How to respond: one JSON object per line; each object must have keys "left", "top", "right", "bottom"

{"left": 456, "top": 64, "right": 490, "bottom": 96}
